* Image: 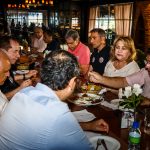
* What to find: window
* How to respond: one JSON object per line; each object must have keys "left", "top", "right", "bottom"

{"left": 89, "top": 3, "right": 133, "bottom": 45}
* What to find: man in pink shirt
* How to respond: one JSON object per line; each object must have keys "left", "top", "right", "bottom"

{"left": 65, "top": 29, "right": 90, "bottom": 76}
{"left": 88, "top": 51, "right": 150, "bottom": 105}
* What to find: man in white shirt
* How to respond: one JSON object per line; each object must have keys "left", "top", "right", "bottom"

{"left": 31, "top": 26, "right": 47, "bottom": 53}
{"left": 0, "top": 50, "right": 109, "bottom": 149}
{"left": 0, "top": 50, "right": 11, "bottom": 115}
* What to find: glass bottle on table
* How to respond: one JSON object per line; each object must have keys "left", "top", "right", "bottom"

{"left": 128, "top": 121, "right": 141, "bottom": 150}
{"left": 23, "top": 39, "right": 29, "bottom": 52}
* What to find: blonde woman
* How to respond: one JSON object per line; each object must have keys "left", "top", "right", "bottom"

{"left": 104, "top": 36, "right": 140, "bottom": 77}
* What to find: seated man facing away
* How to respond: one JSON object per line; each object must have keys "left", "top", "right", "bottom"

{"left": 0, "top": 50, "right": 10, "bottom": 115}
{"left": 88, "top": 50, "right": 150, "bottom": 105}
{"left": 0, "top": 50, "right": 109, "bottom": 150}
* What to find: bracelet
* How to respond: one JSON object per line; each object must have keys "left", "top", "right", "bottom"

{"left": 23, "top": 74, "right": 26, "bottom": 80}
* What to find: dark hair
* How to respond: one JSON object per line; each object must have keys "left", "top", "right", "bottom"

{"left": 146, "top": 49, "right": 150, "bottom": 55}
{"left": 0, "top": 24, "right": 4, "bottom": 35}
{"left": 0, "top": 36, "right": 20, "bottom": 51}
{"left": 65, "top": 29, "right": 80, "bottom": 41}
{"left": 90, "top": 28, "right": 106, "bottom": 37}
{"left": 40, "top": 50, "right": 80, "bottom": 90}
{"left": 44, "top": 29, "right": 53, "bottom": 37}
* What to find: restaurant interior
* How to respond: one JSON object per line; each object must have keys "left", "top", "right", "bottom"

{"left": 0, "top": 0, "right": 150, "bottom": 51}
{"left": 0, "top": 0, "right": 150, "bottom": 150}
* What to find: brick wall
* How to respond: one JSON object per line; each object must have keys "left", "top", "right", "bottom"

{"left": 132, "top": 1, "right": 150, "bottom": 52}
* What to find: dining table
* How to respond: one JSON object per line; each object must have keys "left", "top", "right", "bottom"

{"left": 67, "top": 91, "right": 150, "bottom": 150}
{"left": 16, "top": 52, "right": 150, "bottom": 150}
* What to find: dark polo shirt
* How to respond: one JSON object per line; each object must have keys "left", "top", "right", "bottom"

{"left": 0, "top": 65, "right": 19, "bottom": 94}
{"left": 90, "top": 46, "right": 110, "bottom": 75}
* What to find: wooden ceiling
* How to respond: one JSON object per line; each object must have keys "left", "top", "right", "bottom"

{"left": 1, "top": 0, "right": 146, "bottom": 5}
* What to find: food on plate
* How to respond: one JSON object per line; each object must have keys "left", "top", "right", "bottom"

{"left": 17, "top": 64, "right": 29, "bottom": 70}
{"left": 69, "top": 93, "right": 104, "bottom": 106}
{"left": 81, "top": 83, "right": 102, "bottom": 93}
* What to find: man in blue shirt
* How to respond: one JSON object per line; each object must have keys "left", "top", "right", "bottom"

{"left": 0, "top": 50, "right": 109, "bottom": 150}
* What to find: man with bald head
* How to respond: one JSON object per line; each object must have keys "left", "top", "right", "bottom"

{"left": 0, "top": 50, "right": 10, "bottom": 115}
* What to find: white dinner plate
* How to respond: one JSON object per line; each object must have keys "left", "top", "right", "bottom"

{"left": 15, "top": 70, "right": 29, "bottom": 74}
{"left": 29, "top": 54, "right": 38, "bottom": 58}
{"left": 68, "top": 93, "right": 104, "bottom": 106}
{"left": 89, "top": 135, "right": 120, "bottom": 150}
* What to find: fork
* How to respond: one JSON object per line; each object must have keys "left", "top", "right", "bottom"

{"left": 101, "top": 139, "right": 108, "bottom": 150}
{"left": 95, "top": 139, "right": 101, "bottom": 150}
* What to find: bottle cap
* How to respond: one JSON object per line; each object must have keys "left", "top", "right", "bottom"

{"left": 132, "top": 121, "right": 139, "bottom": 128}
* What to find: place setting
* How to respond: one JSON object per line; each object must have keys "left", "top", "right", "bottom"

{"left": 88, "top": 134, "right": 120, "bottom": 150}
{"left": 68, "top": 92, "right": 104, "bottom": 106}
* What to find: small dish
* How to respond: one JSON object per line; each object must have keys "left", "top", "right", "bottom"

{"left": 89, "top": 135, "right": 120, "bottom": 150}
{"left": 29, "top": 54, "right": 38, "bottom": 58}
{"left": 15, "top": 70, "right": 29, "bottom": 74}
{"left": 68, "top": 93, "right": 104, "bottom": 106}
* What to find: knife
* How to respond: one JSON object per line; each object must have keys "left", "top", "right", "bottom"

{"left": 101, "top": 139, "right": 108, "bottom": 150}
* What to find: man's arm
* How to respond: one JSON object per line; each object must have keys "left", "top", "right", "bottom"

{"left": 88, "top": 71, "right": 129, "bottom": 89}
{"left": 80, "top": 64, "right": 89, "bottom": 77}
{"left": 140, "top": 97, "right": 150, "bottom": 106}
{"left": 80, "top": 119, "right": 109, "bottom": 133}
{"left": 14, "top": 70, "right": 37, "bottom": 81}
{"left": 5, "top": 79, "right": 32, "bottom": 100}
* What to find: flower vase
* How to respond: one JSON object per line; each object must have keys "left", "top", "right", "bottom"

{"left": 121, "top": 109, "right": 135, "bottom": 128}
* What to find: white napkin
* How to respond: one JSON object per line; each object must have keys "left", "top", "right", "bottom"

{"left": 73, "top": 109, "right": 96, "bottom": 122}
{"left": 98, "top": 88, "right": 107, "bottom": 95}
{"left": 100, "top": 101, "right": 118, "bottom": 110}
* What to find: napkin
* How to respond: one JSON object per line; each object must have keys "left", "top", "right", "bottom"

{"left": 73, "top": 109, "right": 96, "bottom": 122}
{"left": 98, "top": 88, "right": 107, "bottom": 95}
{"left": 100, "top": 101, "right": 118, "bottom": 110}
{"left": 85, "top": 131, "right": 101, "bottom": 139}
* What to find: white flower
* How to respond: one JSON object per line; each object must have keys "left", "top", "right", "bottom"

{"left": 124, "top": 86, "right": 132, "bottom": 98}
{"left": 119, "top": 84, "right": 143, "bottom": 109}
{"left": 118, "top": 88, "right": 123, "bottom": 99}
{"left": 132, "top": 84, "right": 143, "bottom": 96}
{"left": 133, "top": 84, "right": 141, "bottom": 89}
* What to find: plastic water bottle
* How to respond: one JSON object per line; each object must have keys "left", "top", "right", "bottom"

{"left": 128, "top": 121, "right": 141, "bottom": 150}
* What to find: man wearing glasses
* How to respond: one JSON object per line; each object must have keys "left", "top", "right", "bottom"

{"left": 65, "top": 29, "right": 91, "bottom": 76}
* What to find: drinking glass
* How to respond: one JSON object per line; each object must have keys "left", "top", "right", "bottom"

{"left": 144, "top": 108, "right": 150, "bottom": 135}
